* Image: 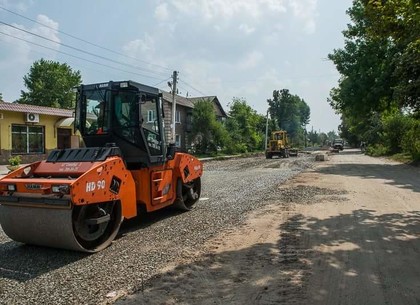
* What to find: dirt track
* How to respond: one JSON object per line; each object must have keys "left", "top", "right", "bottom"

{"left": 118, "top": 150, "right": 420, "bottom": 305}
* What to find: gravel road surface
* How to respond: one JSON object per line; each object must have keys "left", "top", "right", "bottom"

{"left": 0, "top": 154, "right": 314, "bottom": 305}
{"left": 118, "top": 149, "right": 420, "bottom": 305}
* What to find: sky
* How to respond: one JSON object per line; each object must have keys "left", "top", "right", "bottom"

{"left": 0, "top": 0, "right": 353, "bottom": 133}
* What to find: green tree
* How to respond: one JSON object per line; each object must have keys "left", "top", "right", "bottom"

{"left": 364, "top": 0, "right": 420, "bottom": 110}
{"left": 319, "top": 132, "right": 328, "bottom": 146}
{"left": 307, "top": 129, "right": 320, "bottom": 146}
{"left": 326, "top": 130, "right": 338, "bottom": 143}
{"left": 225, "top": 98, "right": 264, "bottom": 152}
{"left": 19, "top": 58, "right": 82, "bottom": 108}
{"left": 380, "top": 111, "right": 416, "bottom": 154}
{"left": 401, "top": 118, "right": 420, "bottom": 160}
{"left": 0, "top": 92, "right": 3, "bottom": 101}
{"left": 191, "top": 99, "right": 228, "bottom": 154}
{"left": 328, "top": 0, "right": 419, "bottom": 157}
{"left": 267, "top": 89, "right": 310, "bottom": 146}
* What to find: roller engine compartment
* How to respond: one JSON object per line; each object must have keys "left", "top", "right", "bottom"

{"left": 0, "top": 147, "right": 131, "bottom": 252}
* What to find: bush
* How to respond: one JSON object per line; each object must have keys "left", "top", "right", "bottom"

{"left": 381, "top": 112, "right": 413, "bottom": 154}
{"left": 401, "top": 120, "right": 420, "bottom": 161}
{"left": 8, "top": 155, "right": 22, "bottom": 166}
{"left": 223, "top": 142, "right": 248, "bottom": 155}
{"left": 366, "top": 144, "right": 389, "bottom": 156}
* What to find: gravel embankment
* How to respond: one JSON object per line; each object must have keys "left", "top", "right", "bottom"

{"left": 0, "top": 155, "right": 315, "bottom": 305}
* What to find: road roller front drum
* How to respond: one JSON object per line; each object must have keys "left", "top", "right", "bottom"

{"left": 0, "top": 201, "right": 123, "bottom": 253}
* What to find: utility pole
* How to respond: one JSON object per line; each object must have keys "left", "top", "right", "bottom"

{"left": 171, "top": 71, "right": 178, "bottom": 144}
{"left": 265, "top": 109, "right": 269, "bottom": 151}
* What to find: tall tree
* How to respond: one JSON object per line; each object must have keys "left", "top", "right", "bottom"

{"left": 191, "top": 99, "right": 228, "bottom": 154}
{"left": 19, "top": 58, "right": 82, "bottom": 108}
{"left": 225, "top": 98, "right": 264, "bottom": 152}
{"left": 328, "top": 0, "right": 419, "bottom": 132}
{"left": 307, "top": 129, "right": 320, "bottom": 146}
{"left": 267, "top": 89, "right": 310, "bottom": 145}
{"left": 365, "top": 0, "right": 420, "bottom": 110}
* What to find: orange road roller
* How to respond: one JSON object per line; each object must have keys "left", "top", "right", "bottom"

{"left": 0, "top": 81, "right": 202, "bottom": 252}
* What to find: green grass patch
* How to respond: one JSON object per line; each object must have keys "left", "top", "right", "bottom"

{"left": 390, "top": 152, "right": 413, "bottom": 164}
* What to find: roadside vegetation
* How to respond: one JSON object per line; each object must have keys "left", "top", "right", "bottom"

{"left": 328, "top": 0, "right": 419, "bottom": 163}
{"left": 191, "top": 91, "right": 317, "bottom": 156}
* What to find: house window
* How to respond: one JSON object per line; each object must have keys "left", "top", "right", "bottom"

{"left": 175, "top": 111, "right": 181, "bottom": 123}
{"left": 12, "top": 125, "right": 45, "bottom": 154}
{"left": 175, "top": 134, "right": 181, "bottom": 147}
{"left": 147, "top": 110, "right": 156, "bottom": 122}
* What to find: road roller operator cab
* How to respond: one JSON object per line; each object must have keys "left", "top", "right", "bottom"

{"left": 75, "top": 81, "right": 167, "bottom": 168}
{"left": 0, "top": 80, "right": 203, "bottom": 253}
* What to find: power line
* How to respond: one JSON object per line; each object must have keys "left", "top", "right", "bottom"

{"left": 0, "top": 20, "right": 169, "bottom": 79}
{"left": 153, "top": 77, "right": 172, "bottom": 87}
{"left": 0, "top": 6, "right": 173, "bottom": 73}
{"left": 178, "top": 79, "right": 207, "bottom": 96}
{"left": 0, "top": 31, "right": 164, "bottom": 81}
{"left": 0, "top": 9, "right": 220, "bottom": 98}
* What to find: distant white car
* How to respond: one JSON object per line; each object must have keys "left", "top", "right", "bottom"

{"left": 332, "top": 139, "right": 344, "bottom": 151}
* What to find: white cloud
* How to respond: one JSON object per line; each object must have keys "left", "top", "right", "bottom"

{"left": 0, "top": 14, "right": 60, "bottom": 101}
{"left": 170, "top": 0, "right": 286, "bottom": 20}
{"left": 288, "top": 0, "right": 318, "bottom": 34}
{"left": 262, "top": 23, "right": 284, "bottom": 45}
{"left": 154, "top": 3, "right": 169, "bottom": 21}
{"left": 0, "top": 14, "right": 60, "bottom": 58}
{"left": 123, "top": 33, "right": 156, "bottom": 56}
{"left": 156, "top": 0, "right": 317, "bottom": 35}
{"left": 32, "top": 15, "right": 60, "bottom": 50}
{"left": 0, "top": 23, "right": 32, "bottom": 62}
{"left": 238, "top": 51, "right": 263, "bottom": 70}
{"left": 238, "top": 24, "right": 255, "bottom": 35}
{"left": 36, "top": 14, "right": 59, "bottom": 32}
{"left": 0, "top": 0, "right": 34, "bottom": 12}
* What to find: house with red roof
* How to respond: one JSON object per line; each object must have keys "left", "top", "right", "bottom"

{"left": 0, "top": 102, "right": 76, "bottom": 164}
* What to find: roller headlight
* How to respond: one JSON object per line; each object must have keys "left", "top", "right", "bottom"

{"left": 52, "top": 185, "right": 70, "bottom": 194}
{"left": 7, "top": 184, "right": 16, "bottom": 192}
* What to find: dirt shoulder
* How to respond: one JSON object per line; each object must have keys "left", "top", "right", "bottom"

{"left": 116, "top": 150, "right": 420, "bottom": 305}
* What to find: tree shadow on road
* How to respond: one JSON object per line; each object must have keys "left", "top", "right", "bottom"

{"left": 117, "top": 209, "right": 420, "bottom": 305}
{"left": 318, "top": 162, "right": 420, "bottom": 193}
{"left": 296, "top": 209, "right": 420, "bottom": 304}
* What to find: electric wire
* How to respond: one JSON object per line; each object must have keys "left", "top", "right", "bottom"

{"left": 0, "top": 34, "right": 120, "bottom": 79}
{"left": 0, "top": 20, "right": 169, "bottom": 78}
{"left": 0, "top": 11, "right": 213, "bottom": 98}
{"left": 0, "top": 31, "right": 164, "bottom": 81}
{"left": 0, "top": 6, "right": 337, "bottom": 103}
{"left": 153, "top": 77, "right": 172, "bottom": 87}
{"left": 0, "top": 6, "right": 173, "bottom": 73}
{"left": 178, "top": 79, "right": 207, "bottom": 96}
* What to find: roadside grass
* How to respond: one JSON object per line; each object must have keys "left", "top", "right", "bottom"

{"left": 366, "top": 147, "right": 418, "bottom": 166}
{"left": 390, "top": 152, "right": 413, "bottom": 164}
